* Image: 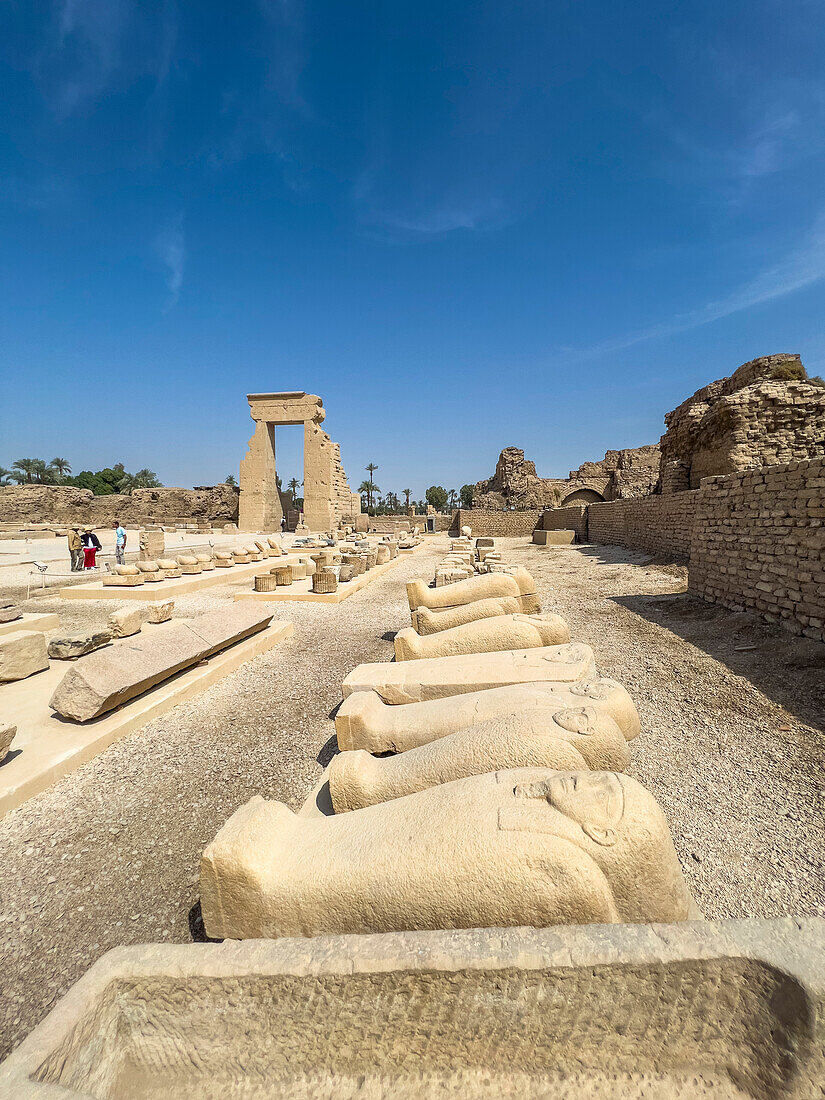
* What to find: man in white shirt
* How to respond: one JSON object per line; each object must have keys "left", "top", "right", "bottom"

{"left": 114, "top": 521, "right": 127, "bottom": 565}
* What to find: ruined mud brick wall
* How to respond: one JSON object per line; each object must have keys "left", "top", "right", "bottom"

{"left": 540, "top": 505, "right": 589, "bottom": 541}
{"left": 689, "top": 457, "right": 825, "bottom": 641}
{"left": 659, "top": 353, "right": 825, "bottom": 493}
{"left": 0, "top": 484, "right": 239, "bottom": 527}
{"left": 452, "top": 509, "right": 541, "bottom": 537}
{"left": 587, "top": 494, "right": 698, "bottom": 560}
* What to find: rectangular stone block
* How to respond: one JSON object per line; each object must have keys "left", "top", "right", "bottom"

{"left": 50, "top": 604, "right": 274, "bottom": 721}
{"left": 0, "top": 921, "right": 822, "bottom": 1099}
{"left": 102, "top": 574, "right": 145, "bottom": 587}
{"left": 342, "top": 643, "right": 595, "bottom": 703}
{"left": 533, "top": 529, "right": 576, "bottom": 545}
{"left": 0, "top": 630, "right": 49, "bottom": 682}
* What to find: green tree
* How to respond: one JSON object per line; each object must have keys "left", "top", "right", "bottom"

{"left": 403, "top": 488, "right": 412, "bottom": 509}
{"left": 50, "top": 457, "right": 71, "bottom": 482}
{"left": 447, "top": 488, "right": 458, "bottom": 510}
{"left": 0, "top": 467, "right": 12, "bottom": 486}
{"left": 358, "top": 478, "right": 381, "bottom": 510}
{"left": 425, "top": 485, "right": 448, "bottom": 511}
{"left": 288, "top": 477, "right": 302, "bottom": 501}
{"left": 225, "top": 473, "right": 237, "bottom": 487}
{"left": 460, "top": 484, "right": 474, "bottom": 508}
{"left": 11, "top": 458, "right": 37, "bottom": 483}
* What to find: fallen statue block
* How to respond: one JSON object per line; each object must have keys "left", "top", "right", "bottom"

{"left": 0, "top": 920, "right": 822, "bottom": 1098}
{"left": 50, "top": 604, "right": 274, "bottom": 722}
{"left": 412, "top": 595, "right": 533, "bottom": 634}
{"left": 336, "top": 676, "right": 640, "bottom": 752}
{"left": 201, "top": 769, "right": 695, "bottom": 939}
{"left": 329, "top": 707, "right": 631, "bottom": 812}
{"left": 341, "top": 643, "right": 596, "bottom": 704}
{"left": 394, "top": 613, "right": 570, "bottom": 661}
{"left": 406, "top": 565, "right": 540, "bottom": 613}
{"left": 0, "top": 724, "right": 16, "bottom": 763}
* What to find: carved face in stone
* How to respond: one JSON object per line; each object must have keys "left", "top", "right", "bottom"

{"left": 552, "top": 706, "right": 599, "bottom": 736}
{"left": 544, "top": 771, "right": 624, "bottom": 846}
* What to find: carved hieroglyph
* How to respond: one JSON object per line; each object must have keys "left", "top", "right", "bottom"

{"left": 407, "top": 566, "right": 539, "bottom": 613}
{"left": 201, "top": 769, "right": 695, "bottom": 939}
{"left": 341, "top": 643, "right": 596, "bottom": 704}
{"left": 238, "top": 392, "right": 361, "bottom": 532}
{"left": 335, "top": 677, "right": 640, "bottom": 752}
{"left": 329, "top": 707, "right": 631, "bottom": 812}
{"left": 394, "top": 613, "right": 570, "bottom": 661}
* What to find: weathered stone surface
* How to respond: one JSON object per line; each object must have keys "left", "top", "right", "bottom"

{"left": 395, "top": 613, "right": 570, "bottom": 661}
{"left": 107, "top": 607, "right": 148, "bottom": 639}
{"left": 411, "top": 596, "right": 529, "bottom": 634}
{"left": 0, "top": 605, "right": 22, "bottom": 624}
{"left": 50, "top": 604, "right": 274, "bottom": 721}
{"left": 336, "top": 677, "right": 639, "bottom": 752}
{"left": 407, "top": 566, "right": 539, "bottom": 613}
{"left": 0, "top": 482, "right": 239, "bottom": 527}
{"left": 1, "top": 920, "right": 822, "bottom": 1098}
{"left": 48, "top": 630, "right": 112, "bottom": 660}
{"left": 201, "top": 768, "right": 695, "bottom": 939}
{"left": 102, "top": 573, "right": 145, "bottom": 587}
{"left": 146, "top": 600, "right": 174, "bottom": 624}
{"left": 342, "top": 643, "right": 595, "bottom": 704}
{"left": 330, "top": 708, "right": 631, "bottom": 812}
{"left": 0, "top": 724, "right": 16, "bottom": 763}
{"left": 0, "top": 630, "right": 49, "bottom": 681}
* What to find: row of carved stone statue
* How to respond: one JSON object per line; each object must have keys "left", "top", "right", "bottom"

{"left": 199, "top": 547, "right": 698, "bottom": 940}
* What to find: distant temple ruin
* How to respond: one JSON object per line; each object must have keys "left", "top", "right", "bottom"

{"left": 238, "top": 392, "right": 361, "bottom": 532}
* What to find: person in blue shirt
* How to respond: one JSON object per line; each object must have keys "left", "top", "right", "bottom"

{"left": 114, "top": 520, "right": 127, "bottom": 565}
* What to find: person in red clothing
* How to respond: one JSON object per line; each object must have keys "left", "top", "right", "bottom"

{"left": 80, "top": 529, "right": 102, "bottom": 569}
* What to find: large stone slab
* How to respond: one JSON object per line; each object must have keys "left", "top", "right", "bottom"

{"left": 406, "top": 565, "right": 539, "bottom": 613}
{"left": 411, "top": 595, "right": 531, "bottom": 634}
{"left": 394, "top": 613, "right": 570, "bottom": 661}
{"left": 49, "top": 604, "right": 274, "bottom": 722}
{"left": 0, "top": 603, "right": 22, "bottom": 624}
{"left": 341, "top": 643, "right": 596, "bottom": 704}
{"left": 2, "top": 920, "right": 822, "bottom": 1099}
{"left": 0, "top": 630, "right": 49, "bottom": 682}
{"left": 336, "top": 676, "right": 639, "bottom": 752}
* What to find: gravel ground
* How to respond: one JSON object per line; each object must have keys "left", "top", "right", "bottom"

{"left": 1, "top": 535, "right": 824, "bottom": 1060}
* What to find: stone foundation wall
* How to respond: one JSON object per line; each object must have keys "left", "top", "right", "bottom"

{"left": 689, "top": 457, "right": 825, "bottom": 641}
{"left": 452, "top": 509, "right": 541, "bottom": 537}
{"left": 540, "top": 506, "right": 588, "bottom": 540}
{"left": 587, "top": 494, "right": 698, "bottom": 560}
{"left": 0, "top": 484, "right": 239, "bottom": 528}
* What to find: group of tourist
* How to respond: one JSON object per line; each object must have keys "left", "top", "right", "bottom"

{"left": 66, "top": 520, "right": 127, "bottom": 571}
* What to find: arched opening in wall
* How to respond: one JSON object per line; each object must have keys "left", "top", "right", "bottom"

{"left": 274, "top": 424, "right": 305, "bottom": 531}
{"left": 560, "top": 488, "right": 605, "bottom": 506}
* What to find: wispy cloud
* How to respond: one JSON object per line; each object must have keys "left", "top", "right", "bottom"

{"left": 579, "top": 213, "right": 825, "bottom": 357}
{"left": 37, "top": 0, "right": 175, "bottom": 117}
{"left": 155, "top": 220, "right": 185, "bottom": 310}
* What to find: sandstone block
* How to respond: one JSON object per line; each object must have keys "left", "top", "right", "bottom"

{"left": 0, "top": 724, "right": 16, "bottom": 763}
{"left": 342, "top": 643, "right": 596, "bottom": 704}
{"left": 335, "top": 677, "right": 639, "bottom": 752}
{"left": 108, "top": 606, "right": 148, "bottom": 639}
{"left": 0, "top": 605, "right": 22, "bottom": 625}
{"left": 51, "top": 604, "right": 274, "bottom": 721}
{"left": 0, "top": 630, "right": 49, "bottom": 681}
{"left": 395, "top": 613, "right": 570, "bottom": 661}
{"left": 103, "top": 573, "right": 145, "bottom": 587}
{"left": 412, "top": 596, "right": 533, "bottom": 635}
{"left": 48, "top": 630, "right": 112, "bottom": 660}
{"left": 147, "top": 600, "right": 174, "bottom": 624}
{"left": 330, "top": 707, "right": 630, "bottom": 812}
{"left": 407, "top": 567, "right": 540, "bottom": 613}
{"left": 201, "top": 769, "right": 693, "bottom": 940}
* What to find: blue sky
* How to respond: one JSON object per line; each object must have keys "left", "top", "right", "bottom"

{"left": 2, "top": 0, "right": 824, "bottom": 497}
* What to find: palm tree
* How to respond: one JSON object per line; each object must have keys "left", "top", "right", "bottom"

{"left": 117, "top": 471, "right": 137, "bottom": 495}
{"left": 403, "top": 488, "right": 411, "bottom": 509}
{"left": 358, "top": 478, "right": 380, "bottom": 510}
{"left": 0, "top": 467, "right": 12, "bottom": 486}
{"left": 365, "top": 462, "right": 378, "bottom": 504}
{"left": 11, "top": 458, "right": 37, "bottom": 484}
{"left": 225, "top": 474, "right": 237, "bottom": 487}
{"left": 133, "top": 468, "right": 162, "bottom": 489}
{"left": 50, "top": 457, "right": 71, "bottom": 482}
{"left": 288, "top": 477, "right": 302, "bottom": 501}
{"left": 447, "top": 488, "right": 458, "bottom": 510}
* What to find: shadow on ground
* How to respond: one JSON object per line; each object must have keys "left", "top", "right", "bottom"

{"left": 613, "top": 589, "right": 825, "bottom": 735}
